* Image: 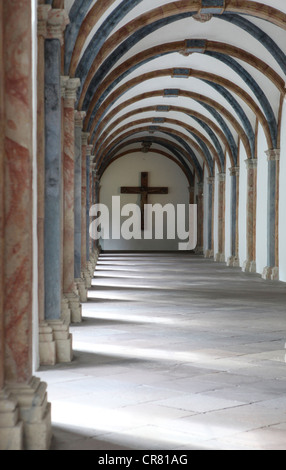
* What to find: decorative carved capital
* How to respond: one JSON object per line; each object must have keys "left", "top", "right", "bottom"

{"left": 218, "top": 172, "right": 226, "bottom": 182}
{"left": 229, "top": 166, "right": 240, "bottom": 177}
{"left": 74, "top": 111, "right": 86, "bottom": 128}
{"left": 245, "top": 158, "right": 258, "bottom": 169}
{"left": 64, "top": 78, "right": 81, "bottom": 103}
{"left": 37, "top": 5, "right": 52, "bottom": 37}
{"left": 81, "top": 132, "right": 90, "bottom": 146}
{"left": 265, "top": 149, "right": 280, "bottom": 161}
{"left": 46, "top": 9, "right": 69, "bottom": 45}
{"left": 207, "top": 176, "right": 215, "bottom": 184}
{"left": 86, "top": 145, "right": 94, "bottom": 157}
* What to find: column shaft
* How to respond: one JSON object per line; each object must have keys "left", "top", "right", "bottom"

{"left": 215, "top": 173, "right": 226, "bottom": 262}
{"left": 262, "top": 149, "right": 280, "bottom": 280}
{"left": 44, "top": 38, "right": 62, "bottom": 321}
{"left": 205, "top": 176, "right": 214, "bottom": 258}
{"left": 243, "top": 159, "right": 257, "bottom": 273}
{"left": 227, "top": 167, "right": 240, "bottom": 267}
{"left": 1, "top": 0, "right": 51, "bottom": 449}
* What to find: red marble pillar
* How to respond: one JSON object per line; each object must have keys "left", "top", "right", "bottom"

{"left": 81, "top": 133, "right": 91, "bottom": 288}
{"left": 63, "top": 78, "right": 82, "bottom": 323}
{"left": 1, "top": 0, "right": 51, "bottom": 449}
{"left": 243, "top": 159, "right": 257, "bottom": 273}
{"left": 215, "top": 172, "right": 226, "bottom": 262}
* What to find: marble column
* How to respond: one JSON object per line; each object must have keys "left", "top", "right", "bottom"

{"left": 227, "top": 167, "right": 240, "bottom": 267}
{"left": 195, "top": 182, "right": 204, "bottom": 254}
{"left": 86, "top": 148, "right": 94, "bottom": 279}
{"left": 37, "top": 4, "right": 57, "bottom": 367}
{"left": 0, "top": 0, "right": 51, "bottom": 450}
{"left": 205, "top": 176, "right": 214, "bottom": 258}
{"left": 215, "top": 173, "right": 226, "bottom": 263}
{"left": 44, "top": 10, "right": 72, "bottom": 362}
{"left": 74, "top": 112, "right": 87, "bottom": 302}
{"left": 262, "top": 149, "right": 280, "bottom": 280}
{"left": 242, "top": 159, "right": 257, "bottom": 273}
{"left": 81, "top": 133, "right": 91, "bottom": 288}
{"left": 63, "top": 79, "right": 82, "bottom": 323}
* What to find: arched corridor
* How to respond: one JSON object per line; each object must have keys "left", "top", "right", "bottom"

{"left": 1, "top": 0, "right": 286, "bottom": 451}
{"left": 39, "top": 253, "right": 286, "bottom": 450}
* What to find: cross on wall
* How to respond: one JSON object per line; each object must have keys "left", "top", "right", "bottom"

{"left": 121, "top": 172, "right": 169, "bottom": 231}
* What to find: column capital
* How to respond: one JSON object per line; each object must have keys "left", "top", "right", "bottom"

{"left": 86, "top": 145, "right": 93, "bottom": 157}
{"left": 64, "top": 78, "right": 81, "bottom": 103}
{"left": 74, "top": 111, "right": 86, "bottom": 128}
{"left": 229, "top": 166, "right": 240, "bottom": 176}
{"left": 38, "top": 5, "right": 52, "bottom": 37}
{"left": 265, "top": 149, "right": 280, "bottom": 161}
{"left": 245, "top": 158, "right": 258, "bottom": 169}
{"left": 207, "top": 176, "right": 215, "bottom": 184}
{"left": 81, "top": 132, "right": 90, "bottom": 146}
{"left": 218, "top": 172, "right": 226, "bottom": 182}
{"left": 46, "top": 9, "right": 70, "bottom": 45}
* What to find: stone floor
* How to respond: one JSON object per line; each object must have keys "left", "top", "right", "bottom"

{"left": 38, "top": 253, "right": 286, "bottom": 450}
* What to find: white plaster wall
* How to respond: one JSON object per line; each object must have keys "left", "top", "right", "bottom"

{"left": 213, "top": 163, "right": 219, "bottom": 256}
{"left": 224, "top": 154, "right": 231, "bottom": 261}
{"left": 256, "top": 125, "right": 268, "bottom": 274}
{"left": 239, "top": 145, "right": 247, "bottom": 268}
{"left": 279, "top": 99, "right": 286, "bottom": 282}
{"left": 99, "top": 152, "right": 190, "bottom": 251}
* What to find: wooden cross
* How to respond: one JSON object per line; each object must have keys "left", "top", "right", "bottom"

{"left": 121, "top": 172, "right": 168, "bottom": 230}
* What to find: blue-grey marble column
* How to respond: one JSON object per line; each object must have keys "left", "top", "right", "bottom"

{"left": 227, "top": 166, "right": 240, "bottom": 266}
{"left": 262, "top": 149, "right": 280, "bottom": 280}
{"left": 44, "top": 39, "right": 62, "bottom": 321}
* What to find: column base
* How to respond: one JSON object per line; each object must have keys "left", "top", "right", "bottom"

{"left": 215, "top": 252, "right": 225, "bottom": 263}
{"left": 47, "top": 320, "right": 73, "bottom": 363}
{"left": 39, "top": 322, "right": 56, "bottom": 366}
{"left": 194, "top": 246, "right": 204, "bottom": 255}
{"left": 65, "top": 292, "right": 82, "bottom": 323}
{"left": 61, "top": 295, "right": 71, "bottom": 325}
{"left": 262, "top": 266, "right": 279, "bottom": 281}
{"left": 7, "top": 377, "right": 52, "bottom": 450}
{"left": 242, "top": 260, "right": 256, "bottom": 273}
{"left": 75, "top": 277, "right": 88, "bottom": 302}
{"left": 204, "top": 249, "right": 214, "bottom": 259}
{"left": 0, "top": 389, "right": 23, "bottom": 450}
{"left": 227, "top": 256, "right": 240, "bottom": 267}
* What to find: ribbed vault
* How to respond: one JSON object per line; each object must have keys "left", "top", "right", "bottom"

{"left": 53, "top": 0, "right": 286, "bottom": 183}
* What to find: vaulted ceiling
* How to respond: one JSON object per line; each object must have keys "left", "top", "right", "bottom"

{"left": 50, "top": 0, "right": 286, "bottom": 182}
